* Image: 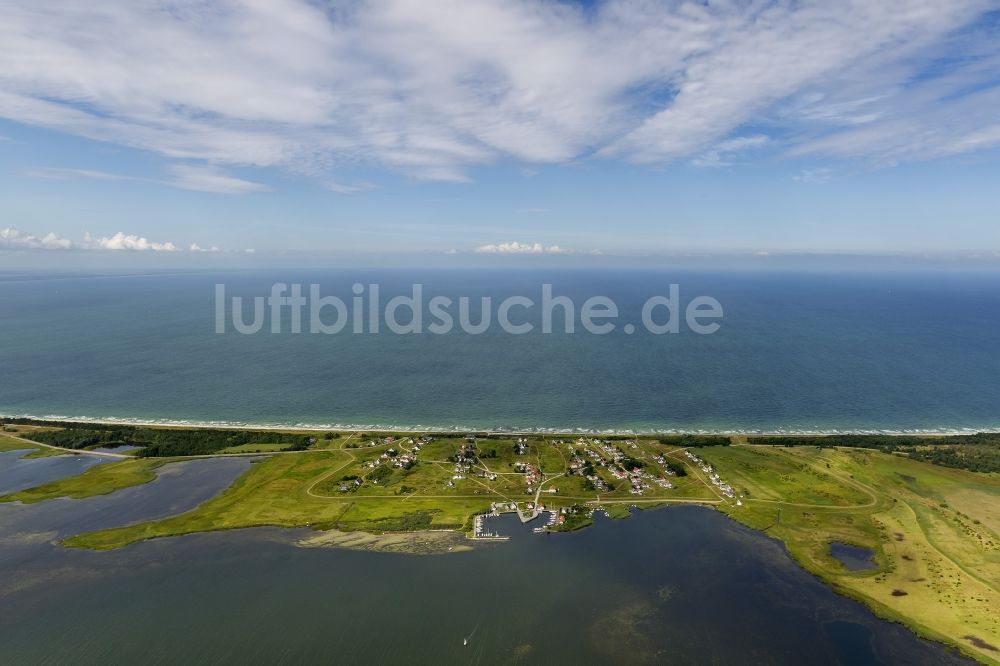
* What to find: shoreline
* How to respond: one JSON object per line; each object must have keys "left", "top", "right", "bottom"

{"left": 3, "top": 412, "right": 998, "bottom": 437}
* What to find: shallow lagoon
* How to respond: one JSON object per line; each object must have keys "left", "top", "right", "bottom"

{"left": 0, "top": 448, "right": 105, "bottom": 495}
{"left": 0, "top": 455, "right": 968, "bottom": 665}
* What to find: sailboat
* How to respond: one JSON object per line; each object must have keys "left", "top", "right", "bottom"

{"left": 464, "top": 621, "right": 479, "bottom": 646}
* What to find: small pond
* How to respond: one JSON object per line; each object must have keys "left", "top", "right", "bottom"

{"left": 830, "top": 541, "right": 877, "bottom": 571}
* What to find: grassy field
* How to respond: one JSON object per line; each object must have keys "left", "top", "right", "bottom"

{"left": 699, "top": 445, "right": 1000, "bottom": 665}
{"left": 216, "top": 443, "right": 290, "bottom": 454}
{"left": 0, "top": 458, "right": 168, "bottom": 503}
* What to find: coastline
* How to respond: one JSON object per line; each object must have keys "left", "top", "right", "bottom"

{"left": 3, "top": 412, "right": 998, "bottom": 437}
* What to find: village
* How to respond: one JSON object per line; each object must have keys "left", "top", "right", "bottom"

{"left": 568, "top": 437, "right": 677, "bottom": 496}
{"left": 459, "top": 436, "right": 704, "bottom": 538}
{"left": 315, "top": 432, "right": 729, "bottom": 539}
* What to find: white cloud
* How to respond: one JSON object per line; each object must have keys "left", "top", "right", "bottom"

{"left": 326, "top": 180, "right": 376, "bottom": 195}
{"left": 84, "top": 232, "right": 179, "bottom": 252}
{"left": 693, "top": 135, "right": 770, "bottom": 168}
{"left": 1, "top": 227, "right": 254, "bottom": 254}
{"left": 21, "top": 167, "right": 134, "bottom": 182}
{"left": 476, "top": 242, "right": 544, "bottom": 254}
{"left": 0, "top": 227, "right": 73, "bottom": 250}
{"left": 0, "top": 0, "right": 994, "bottom": 184}
{"left": 474, "top": 241, "right": 575, "bottom": 255}
{"left": 38, "top": 232, "right": 72, "bottom": 250}
{"left": 166, "top": 165, "right": 271, "bottom": 195}
{"left": 794, "top": 168, "right": 834, "bottom": 184}
{"left": 602, "top": 2, "right": 991, "bottom": 163}
{"left": 22, "top": 165, "right": 269, "bottom": 195}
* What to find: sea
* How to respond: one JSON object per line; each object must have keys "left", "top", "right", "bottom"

{"left": 1, "top": 268, "right": 998, "bottom": 433}
{"left": 1, "top": 268, "right": 993, "bottom": 664}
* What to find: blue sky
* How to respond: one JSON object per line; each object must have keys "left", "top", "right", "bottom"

{"left": 2, "top": 1, "right": 1000, "bottom": 267}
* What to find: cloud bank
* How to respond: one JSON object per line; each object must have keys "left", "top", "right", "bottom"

{"left": 475, "top": 242, "right": 566, "bottom": 255}
{"left": 473, "top": 241, "right": 601, "bottom": 255}
{"left": 0, "top": 1, "right": 998, "bottom": 187}
{"left": 0, "top": 227, "right": 73, "bottom": 250}
{"left": 83, "top": 232, "right": 179, "bottom": 252}
{"left": 1, "top": 227, "right": 248, "bottom": 254}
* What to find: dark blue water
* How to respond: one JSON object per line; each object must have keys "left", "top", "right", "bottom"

{"left": 1, "top": 269, "right": 998, "bottom": 432}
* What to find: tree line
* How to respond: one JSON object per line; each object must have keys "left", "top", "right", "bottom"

{"left": 747, "top": 432, "right": 1000, "bottom": 473}
{"left": 3, "top": 420, "right": 335, "bottom": 457}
